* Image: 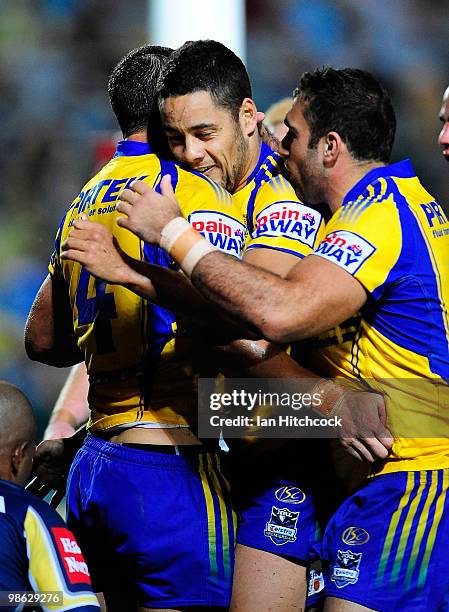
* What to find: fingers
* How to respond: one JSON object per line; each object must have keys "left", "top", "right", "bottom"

{"left": 376, "top": 393, "right": 387, "bottom": 425}
{"left": 361, "top": 437, "right": 390, "bottom": 460}
{"left": 125, "top": 179, "right": 152, "bottom": 196}
{"left": 341, "top": 438, "right": 376, "bottom": 463}
{"left": 160, "top": 174, "right": 175, "bottom": 200}
{"left": 61, "top": 237, "right": 90, "bottom": 253}
{"left": 339, "top": 440, "right": 367, "bottom": 463}
{"left": 116, "top": 200, "right": 133, "bottom": 217}
{"left": 256, "top": 111, "right": 265, "bottom": 122}
{"left": 72, "top": 218, "right": 99, "bottom": 231}
{"left": 377, "top": 431, "right": 394, "bottom": 449}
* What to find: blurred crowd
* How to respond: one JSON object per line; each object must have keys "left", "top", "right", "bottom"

{"left": 0, "top": 0, "right": 447, "bottom": 435}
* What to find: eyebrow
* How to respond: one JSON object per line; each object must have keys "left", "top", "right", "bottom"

{"left": 163, "top": 122, "right": 217, "bottom": 134}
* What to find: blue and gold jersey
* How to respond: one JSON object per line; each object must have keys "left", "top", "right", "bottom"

{"left": 0, "top": 479, "right": 99, "bottom": 610}
{"left": 49, "top": 140, "right": 245, "bottom": 433}
{"left": 233, "top": 142, "right": 325, "bottom": 258}
{"left": 304, "top": 159, "right": 449, "bottom": 473}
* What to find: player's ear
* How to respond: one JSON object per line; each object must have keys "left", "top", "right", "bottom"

{"left": 11, "top": 441, "right": 35, "bottom": 485}
{"left": 240, "top": 98, "right": 258, "bottom": 136}
{"left": 322, "top": 131, "right": 342, "bottom": 167}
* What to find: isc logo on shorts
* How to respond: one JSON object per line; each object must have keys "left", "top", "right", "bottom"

{"left": 314, "top": 230, "right": 376, "bottom": 274}
{"left": 253, "top": 202, "right": 321, "bottom": 247}
{"left": 188, "top": 210, "right": 246, "bottom": 257}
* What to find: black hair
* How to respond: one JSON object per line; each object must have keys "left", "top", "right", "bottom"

{"left": 158, "top": 40, "right": 252, "bottom": 120}
{"left": 294, "top": 67, "right": 396, "bottom": 163}
{"left": 108, "top": 45, "right": 172, "bottom": 138}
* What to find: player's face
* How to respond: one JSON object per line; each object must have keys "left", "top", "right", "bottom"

{"left": 161, "top": 91, "right": 249, "bottom": 193}
{"left": 280, "top": 99, "right": 325, "bottom": 203}
{"left": 438, "top": 86, "right": 449, "bottom": 162}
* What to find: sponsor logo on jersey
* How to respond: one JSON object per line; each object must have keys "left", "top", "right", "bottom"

{"left": 341, "top": 526, "right": 370, "bottom": 546}
{"left": 188, "top": 210, "right": 245, "bottom": 257}
{"left": 308, "top": 568, "right": 325, "bottom": 597}
{"left": 52, "top": 527, "right": 92, "bottom": 585}
{"left": 264, "top": 506, "right": 299, "bottom": 545}
{"left": 331, "top": 550, "right": 362, "bottom": 588}
{"left": 274, "top": 486, "right": 306, "bottom": 505}
{"left": 254, "top": 202, "right": 321, "bottom": 247}
{"left": 314, "top": 230, "right": 376, "bottom": 273}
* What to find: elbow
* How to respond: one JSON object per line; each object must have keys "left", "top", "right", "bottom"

{"left": 24, "top": 333, "right": 51, "bottom": 362}
{"left": 259, "top": 312, "right": 296, "bottom": 345}
{"left": 24, "top": 333, "right": 81, "bottom": 368}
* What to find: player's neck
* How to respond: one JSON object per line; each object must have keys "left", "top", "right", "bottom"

{"left": 326, "top": 159, "right": 386, "bottom": 214}
{"left": 233, "top": 133, "right": 264, "bottom": 193}
{"left": 126, "top": 130, "right": 147, "bottom": 143}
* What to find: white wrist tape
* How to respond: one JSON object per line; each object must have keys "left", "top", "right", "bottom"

{"left": 160, "top": 216, "right": 218, "bottom": 277}
{"left": 181, "top": 240, "right": 217, "bottom": 277}
{"left": 160, "top": 217, "right": 190, "bottom": 252}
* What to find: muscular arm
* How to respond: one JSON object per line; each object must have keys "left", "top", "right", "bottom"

{"left": 61, "top": 219, "right": 255, "bottom": 340}
{"left": 24, "top": 274, "right": 83, "bottom": 367}
{"left": 116, "top": 177, "right": 367, "bottom": 343}
{"left": 191, "top": 251, "right": 366, "bottom": 343}
{"left": 44, "top": 363, "right": 90, "bottom": 439}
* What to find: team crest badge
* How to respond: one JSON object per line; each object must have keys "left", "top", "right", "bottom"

{"left": 264, "top": 506, "right": 299, "bottom": 545}
{"left": 308, "top": 568, "right": 325, "bottom": 597}
{"left": 331, "top": 550, "right": 362, "bottom": 588}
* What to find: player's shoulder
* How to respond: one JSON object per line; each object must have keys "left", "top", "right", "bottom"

{"left": 176, "top": 165, "right": 234, "bottom": 206}
{"left": 0, "top": 480, "right": 62, "bottom": 530}
{"left": 337, "top": 171, "right": 404, "bottom": 229}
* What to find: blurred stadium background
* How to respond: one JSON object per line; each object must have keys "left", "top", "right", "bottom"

{"left": 0, "top": 0, "right": 447, "bottom": 436}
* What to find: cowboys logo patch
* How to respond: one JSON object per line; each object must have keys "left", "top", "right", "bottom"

{"left": 331, "top": 550, "right": 362, "bottom": 588}
{"left": 264, "top": 506, "right": 299, "bottom": 546}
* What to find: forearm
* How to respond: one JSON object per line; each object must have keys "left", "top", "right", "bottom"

{"left": 215, "top": 339, "right": 317, "bottom": 379}
{"left": 190, "top": 251, "right": 301, "bottom": 342}
{"left": 44, "top": 363, "right": 90, "bottom": 439}
{"left": 122, "top": 256, "right": 210, "bottom": 317}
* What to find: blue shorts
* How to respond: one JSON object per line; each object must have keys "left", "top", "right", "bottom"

{"left": 322, "top": 469, "right": 449, "bottom": 611}
{"left": 227, "top": 442, "right": 335, "bottom": 608}
{"left": 66, "top": 434, "right": 236, "bottom": 609}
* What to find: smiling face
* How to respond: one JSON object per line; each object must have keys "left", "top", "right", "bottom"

{"left": 160, "top": 90, "right": 250, "bottom": 193}
{"left": 280, "top": 99, "right": 325, "bottom": 204}
{"left": 438, "top": 86, "right": 449, "bottom": 162}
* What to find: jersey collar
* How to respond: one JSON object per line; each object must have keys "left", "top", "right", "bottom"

{"left": 245, "top": 141, "right": 273, "bottom": 185}
{"left": 343, "top": 159, "right": 415, "bottom": 205}
{"left": 113, "top": 140, "right": 154, "bottom": 157}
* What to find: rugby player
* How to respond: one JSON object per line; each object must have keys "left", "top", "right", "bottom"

{"left": 25, "top": 45, "right": 244, "bottom": 611}
{"left": 61, "top": 42, "right": 391, "bottom": 611}
{"left": 115, "top": 67, "right": 449, "bottom": 611}
{"left": 438, "top": 85, "right": 449, "bottom": 162}
{"left": 0, "top": 381, "right": 99, "bottom": 610}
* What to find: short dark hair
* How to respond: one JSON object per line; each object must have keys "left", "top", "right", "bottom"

{"left": 108, "top": 45, "right": 173, "bottom": 138}
{"left": 158, "top": 40, "right": 252, "bottom": 120}
{"left": 294, "top": 67, "right": 396, "bottom": 163}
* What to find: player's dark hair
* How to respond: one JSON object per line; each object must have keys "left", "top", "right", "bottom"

{"left": 108, "top": 45, "right": 173, "bottom": 138}
{"left": 158, "top": 40, "right": 252, "bottom": 121}
{"left": 294, "top": 67, "right": 396, "bottom": 163}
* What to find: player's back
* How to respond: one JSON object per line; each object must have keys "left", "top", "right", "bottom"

{"left": 51, "top": 141, "right": 245, "bottom": 434}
